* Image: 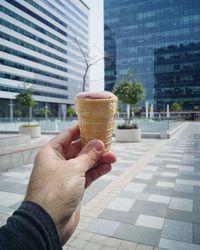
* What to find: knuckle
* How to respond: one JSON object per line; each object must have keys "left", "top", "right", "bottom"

{"left": 86, "top": 149, "right": 96, "bottom": 166}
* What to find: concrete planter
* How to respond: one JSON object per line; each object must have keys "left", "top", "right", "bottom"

{"left": 19, "top": 126, "right": 41, "bottom": 138}
{"left": 116, "top": 128, "right": 141, "bottom": 142}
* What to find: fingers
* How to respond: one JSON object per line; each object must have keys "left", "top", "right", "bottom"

{"left": 50, "top": 124, "right": 80, "bottom": 153}
{"left": 85, "top": 164, "right": 112, "bottom": 188}
{"left": 76, "top": 139, "right": 105, "bottom": 172}
{"left": 98, "top": 152, "right": 117, "bottom": 164}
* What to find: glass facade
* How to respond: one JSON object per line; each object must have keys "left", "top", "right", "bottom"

{"left": 104, "top": 0, "right": 200, "bottom": 111}
{"left": 0, "top": 0, "right": 89, "bottom": 118}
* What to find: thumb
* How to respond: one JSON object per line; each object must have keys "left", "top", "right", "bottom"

{"left": 76, "top": 139, "right": 105, "bottom": 172}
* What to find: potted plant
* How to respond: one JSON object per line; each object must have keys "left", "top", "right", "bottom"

{"left": 66, "top": 105, "right": 76, "bottom": 119}
{"left": 14, "top": 110, "right": 22, "bottom": 120}
{"left": 171, "top": 102, "right": 182, "bottom": 117}
{"left": 113, "top": 70, "right": 144, "bottom": 142}
{"left": 38, "top": 107, "right": 51, "bottom": 119}
{"left": 38, "top": 108, "right": 45, "bottom": 118}
{"left": 16, "top": 83, "right": 41, "bottom": 138}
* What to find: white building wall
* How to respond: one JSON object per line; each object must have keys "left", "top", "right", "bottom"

{"left": 0, "top": 0, "right": 89, "bottom": 114}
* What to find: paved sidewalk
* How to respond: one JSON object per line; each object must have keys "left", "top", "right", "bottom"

{"left": 0, "top": 122, "right": 200, "bottom": 250}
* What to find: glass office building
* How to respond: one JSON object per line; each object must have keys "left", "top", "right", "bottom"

{"left": 104, "top": 0, "right": 200, "bottom": 111}
{"left": 0, "top": 0, "right": 89, "bottom": 118}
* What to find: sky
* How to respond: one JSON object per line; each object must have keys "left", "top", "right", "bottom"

{"left": 84, "top": 0, "right": 104, "bottom": 91}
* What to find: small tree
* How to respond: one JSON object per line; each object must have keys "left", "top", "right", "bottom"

{"left": 74, "top": 36, "right": 109, "bottom": 92}
{"left": 14, "top": 110, "right": 22, "bottom": 117}
{"left": 16, "top": 83, "right": 36, "bottom": 125}
{"left": 113, "top": 70, "right": 144, "bottom": 125}
{"left": 171, "top": 102, "right": 182, "bottom": 112}
{"left": 38, "top": 108, "right": 51, "bottom": 118}
{"left": 38, "top": 108, "right": 45, "bottom": 117}
{"left": 47, "top": 110, "right": 51, "bottom": 118}
{"left": 66, "top": 106, "right": 75, "bottom": 118}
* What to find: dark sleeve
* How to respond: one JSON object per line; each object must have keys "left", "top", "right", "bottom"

{"left": 0, "top": 201, "right": 62, "bottom": 250}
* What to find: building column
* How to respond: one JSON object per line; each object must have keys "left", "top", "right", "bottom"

{"left": 45, "top": 103, "right": 48, "bottom": 120}
{"left": 150, "top": 104, "right": 154, "bottom": 119}
{"left": 58, "top": 104, "right": 61, "bottom": 120}
{"left": 29, "top": 107, "right": 32, "bottom": 121}
{"left": 61, "top": 104, "right": 66, "bottom": 120}
{"left": 9, "top": 99, "right": 14, "bottom": 122}
{"left": 167, "top": 104, "right": 170, "bottom": 118}
{"left": 145, "top": 101, "right": 149, "bottom": 119}
{"left": 126, "top": 104, "right": 130, "bottom": 121}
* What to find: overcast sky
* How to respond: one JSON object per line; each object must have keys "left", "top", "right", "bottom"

{"left": 84, "top": 0, "right": 104, "bottom": 91}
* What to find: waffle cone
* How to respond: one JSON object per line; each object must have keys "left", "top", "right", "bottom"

{"left": 75, "top": 97, "right": 118, "bottom": 152}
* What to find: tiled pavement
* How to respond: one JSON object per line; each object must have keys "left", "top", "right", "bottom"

{"left": 0, "top": 122, "right": 200, "bottom": 249}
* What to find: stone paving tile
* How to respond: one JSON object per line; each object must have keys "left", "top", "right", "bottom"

{"left": 120, "top": 240, "right": 137, "bottom": 249}
{"left": 90, "top": 234, "right": 109, "bottom": 244}
{"left": 167, "top": 209, "right": 200, "bottom": 224}
{"left": 161, "top": 219, "right": 193, "bottom": 243}
{"left": 143, "top": 187, "right": 173, "bottom": 197}
{"left": 193, "top": 200, "right": 200, "bottom": 213}
{"left": 105, "top": 237, "right": 122, "bottom": 248}
{"left": 0, "top": 193, "right": 24, "bottom": 207}
{"left": 64, "top": 246, "right": 81, "bottom": 250}
{"left": 130, "top": 200, "right": 168, "bottom": 218}
{"left": 100, "top": 246, "right": 118, "bottom": 250}
{"left": 171, "top": 189, "right": 200, "bottom": 201}
{"left": 193, "top": 186, "right": 200, "bottom": 194}
{"left": 135, "top": 214, "right": 164, "bottom": 230}
{"left": 0, "top": 206, "right": 13, "bottom": 215}
{"left": 193, "top": 223, "right": 200, "bottom": 244}
{"left": 0, "top": 191, "right": 10, "bottom": 199}
{"left": 69, "top": 238, "right": 87, "bottom": 249}
{"left": 153, "top": 248, "right": 166, "bottom": 250}
{"left": 136, "top": 173, "right": 153, "bottom": 180}
{"left": 114, "top": 223, "right": 161, "bottom": 246}
{"left": 161, "top": 172, "right": 178, "bottom": 177}
{"left": 99, "top": 209, "right": 138, "bottom": 225}
{"left": 148, "top": 194, "right": 170, "bottom": 204}
{"left": 176, "top": 179, "right": 200, "bottom": 187}
{"left": 165, "top": 164, "right": 180, "bottom": 169}
{"left": 169, "top": 197, "right": 193, "bottom": 212}
{"left": 108, "top": 197, "right": 136, "bottom": 212}
{"left": 159, "top": 238, "right": 200, "bottom": 250}
{"left": 77, "top": 231, "right": 93, "bottom": 241}
{"left": 0, "top": 181, "right": 27, "bottom": 195}
{"left": 2, "top": 171, "right": 31, "bottom": 178}
{"left": 178, "top": 173, "right": 200, "bottom": 181}
{"left": 125, "top": 183, "right": 146, "bottom": 193}
{"left": 82, "top": 179, "right": 111, "bottom": 205}
{"left": 100, "top": 175, "right": 117, "bottom": 181}
{"left": 143, "top": 166, "right": 159, "bottom": 172}
{"left": 156, "top": 181, "right": 175, "bottom": 188}
{"left": 174, "top": 184, "right": 194, "bottom": 193}
{"left": 136, "top": 244, "right": 153, "bottom": 250}
{"left": 83, "top": 242, "right": 102, "bottom": 250}
{"left": 120, "top": 191, "right": 150, "bottom": 201}
{"left": 88, "top": 218, "right": 120, "bottom": 236}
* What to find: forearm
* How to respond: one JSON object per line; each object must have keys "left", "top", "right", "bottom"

{"left": 0, "top": 201, "right": 62, "bottom": 250}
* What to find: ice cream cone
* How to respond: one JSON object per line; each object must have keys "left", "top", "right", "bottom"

{"left": 75, "top": 91, "right": 118, "bottom": 152}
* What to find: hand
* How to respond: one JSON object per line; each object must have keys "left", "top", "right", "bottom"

{"left": 25, "top": 125, "right": 116, "bottom": 245}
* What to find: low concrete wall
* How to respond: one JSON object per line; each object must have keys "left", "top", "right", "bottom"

{"left": 0, "top": 148, "right": 39, "bottom": 171}
{"left": 0, "top": 141, "right": 46, "bottom": 171}
{"left": 0, "top": 134, "right": 31, "bottom": 148}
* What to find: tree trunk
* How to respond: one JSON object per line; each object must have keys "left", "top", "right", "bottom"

{"left": 127, "top": 104, "right": 131, "bottom": 125}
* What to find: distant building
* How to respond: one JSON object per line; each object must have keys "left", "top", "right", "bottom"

{"left": 0, "top": 0, "right": 89, "bottom": 119}
{"left": 154, "top": 42, "right": 200, "bottom": 111}
{"left": 104, "top": 0, "right": 200, "bottom": 110}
